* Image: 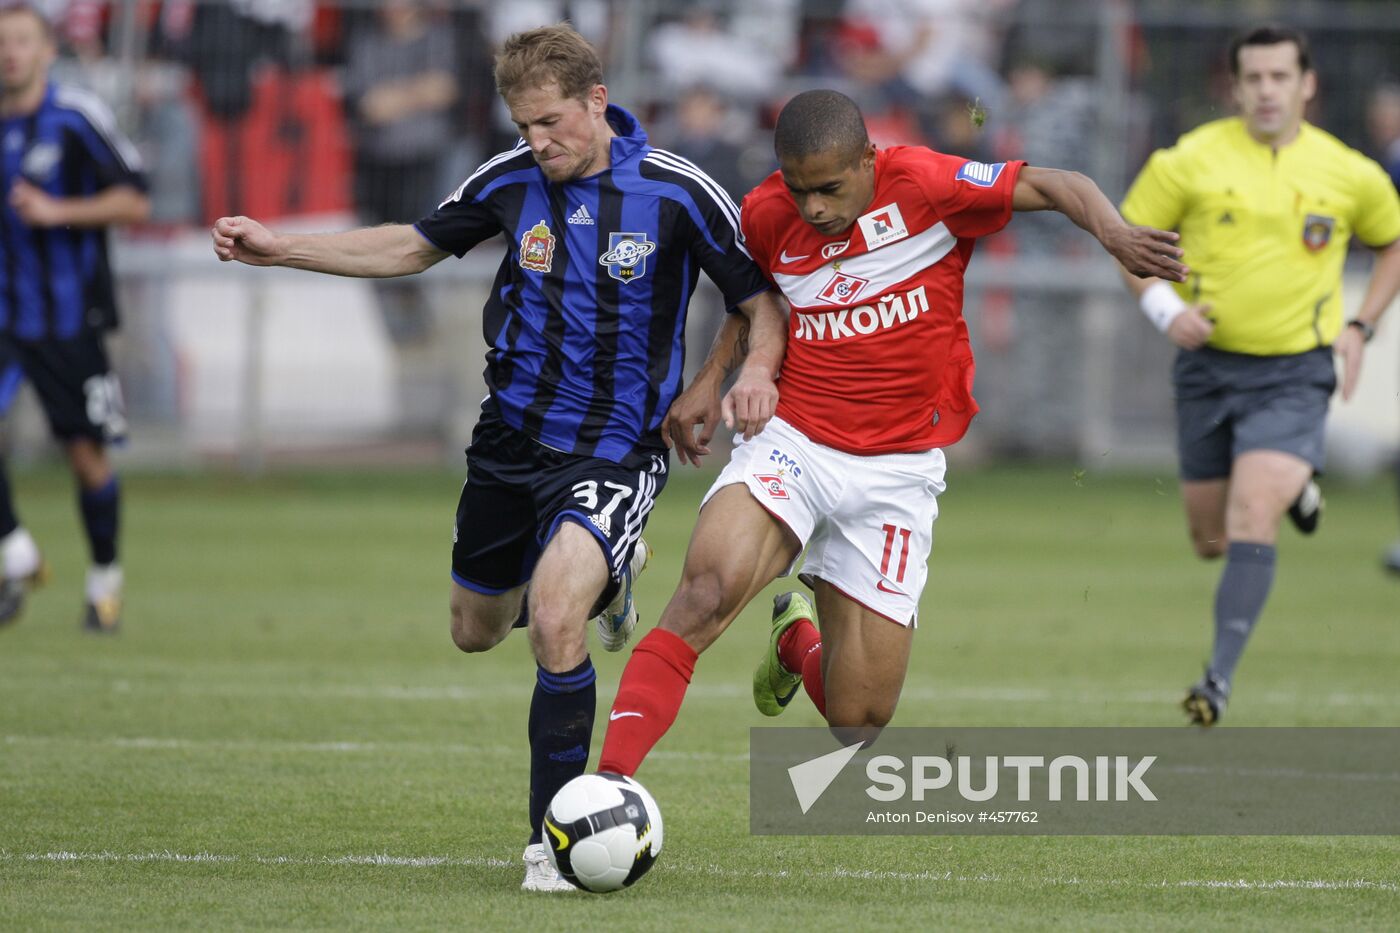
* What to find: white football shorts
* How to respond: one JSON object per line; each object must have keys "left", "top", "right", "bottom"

{"left": 701, "top": 416, "right": 946, "bottom": 626}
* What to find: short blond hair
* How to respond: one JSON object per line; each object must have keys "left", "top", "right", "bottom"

{"left": 494, "top": 23, "right": 603, "bottom": 102}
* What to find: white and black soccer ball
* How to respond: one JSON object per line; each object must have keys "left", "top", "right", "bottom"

{"left": 542, "top": 772, "right": 663, "bottom": 893}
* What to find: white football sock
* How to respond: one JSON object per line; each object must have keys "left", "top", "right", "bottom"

{"left": 1, "top": 527, "right": 41, "bottom": 580}
{"left": 86, "top": 564, "right": 124, "bottom": 603}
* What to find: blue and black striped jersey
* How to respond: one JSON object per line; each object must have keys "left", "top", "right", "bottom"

{"left": 0, "top": 82, "right": 147, "bottom": 341}
{"left": 414, "top": 105, "right": 769, "bottom": 465}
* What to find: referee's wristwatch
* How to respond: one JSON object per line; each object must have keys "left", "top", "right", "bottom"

{"left": 1346, "top": 319, "right": 1376, "bottom": 343}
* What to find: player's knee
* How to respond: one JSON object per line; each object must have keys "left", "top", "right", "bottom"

{"left": 825, "top": 702, "right": 895, "bottom": 745}
{"left": 67, "top": 443, "right": 111, "bottom": 489}
{"left": 524, "top": 598, "right": 587, "bottom": 666}
{"left": 1193, "top": 539, "right": 1226, "bottom": 560}
{"left": 526, "top": 596, "right": 575, "bottom": 640}
{"left": 1188, "top": 528, "right": 1226, "bottom": 560}
{"left": 827, "top": 721, "right": 888, "bottom": 748}
{"left": 661, "top": 571, "right": 738, "bottom": 643}
{"left": 449, "top": 606, "right": 507, "bottom": 653}
{"left": 674, "top": 571, "right": 727, "bottom": 619}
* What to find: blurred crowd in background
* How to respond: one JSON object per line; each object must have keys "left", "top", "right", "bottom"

{"left": 35, "top": 0, "right": 1400, "bottom": 224}
{"left": 15, "top": 0, "right": 1400, "bottom": 465}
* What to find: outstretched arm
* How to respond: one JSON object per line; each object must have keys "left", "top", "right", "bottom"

{"left": 1013, "top": 166, "right": 1189, "bottom": 283}
{"left": 211, "top": 216, "right": 449, "bottom": 278}
{"left": 663, "top": 289, "right": 788, "bottom": 466}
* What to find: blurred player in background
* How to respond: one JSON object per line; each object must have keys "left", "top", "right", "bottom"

{"left": 0, "top": 4, "right": 148, "bottom": 633}
{"left": 212, "top": 23, "right": 785, "bottom": 892}
{"left": 1119, "top": 26, "right": 1400, "bottom": 725}
{"left": 597, "top": 88, "right": 1186, "bottom": 776}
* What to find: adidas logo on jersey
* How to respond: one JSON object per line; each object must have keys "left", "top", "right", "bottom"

{"left": 590, "top": 513, "right": 611, "bottom": 535}
{"left": 568, "top": 204, "right": 594, "bottom": 225}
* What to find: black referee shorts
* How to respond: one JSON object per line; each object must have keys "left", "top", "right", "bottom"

{"left": 451, "top": 408, "right": 666, "bottom": 595}
{"left": 1173, "top": 346, "right": 1334, "bottom": 481}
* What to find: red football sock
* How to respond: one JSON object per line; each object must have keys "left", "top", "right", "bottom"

{"left": 777, "top": 619, "right": 826, "bottom": 718}
{"left": 597, "top": 628, "right": 697, "bottom": 777}
{"left": 800, "top": 644, "right": 826, "bottom": 718}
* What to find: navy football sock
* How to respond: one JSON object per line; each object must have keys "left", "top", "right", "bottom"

{"left": 527, "top": 657, "right": 596, "bottom": 845}
{"left": 0, "top": 460, "right": 19, "bottom": 539}
{"left": 1209, "top": 541, "right": 1276, "bottom": 684}
{"left": 78, "top": 477, "right": 120, "bottom": 566}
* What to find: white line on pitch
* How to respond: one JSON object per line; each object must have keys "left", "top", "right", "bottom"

{"left": 6, "top": 674, "right": 1400, "bottom": 710}
{"left": 0, "top": 850, "right": 511, "bottom": 869}
{"left": 1, "top": 850, "right": 1394, "bottom": 892}
{"left": 8, "top": 734, "right": 1400, "bottom": 784}
{"left": 0, "top": 734, "right": 747, "bottom": 763}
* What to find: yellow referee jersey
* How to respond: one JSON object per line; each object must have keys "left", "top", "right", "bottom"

{"left": 1121, "top": 117, "right": 1400, "bottom": 355}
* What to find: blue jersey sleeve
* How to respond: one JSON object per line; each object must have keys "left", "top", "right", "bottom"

{"left": 414, "top": 187, "right": 498, "bottom": 258}
{"left": 415, "top": 148, "right": 533, "bottom": 257}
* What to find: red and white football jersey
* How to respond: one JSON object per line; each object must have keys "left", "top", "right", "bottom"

{"left": 741, "top": 147, "right": 1025, "bottom": 454}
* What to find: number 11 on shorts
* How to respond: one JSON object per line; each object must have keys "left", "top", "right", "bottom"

{"left": 880, "top": 523, "right": 912, "bottom": 583}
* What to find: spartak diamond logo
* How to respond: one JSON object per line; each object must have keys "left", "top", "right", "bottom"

{"left": 753, "top": 474, "right": 789, "bottom": 499}
{"left": 816, "top": 270, "right": 870, "bottom": 305}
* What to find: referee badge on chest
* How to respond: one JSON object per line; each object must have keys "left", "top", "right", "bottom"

{"left": 1302, "top": 214, "right": 1334, "bottom": 252}
{"left": 519, "top": 220, "right": 556, "bottom": 273}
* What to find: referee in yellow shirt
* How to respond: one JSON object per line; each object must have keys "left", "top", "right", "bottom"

{"left": 1120, "top": 25, "right": 1400, "bottom": 726}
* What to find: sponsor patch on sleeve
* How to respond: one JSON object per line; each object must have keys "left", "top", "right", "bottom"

{"left": 954, "top": 161, "right": 1006, "bottom": 188}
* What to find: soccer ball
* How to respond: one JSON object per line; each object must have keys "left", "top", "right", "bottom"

{"left": 542, "top": 772, "right": 663, "bottom": 892}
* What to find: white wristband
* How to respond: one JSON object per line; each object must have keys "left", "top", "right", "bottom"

{"left": 1139, "top": 280, "right": 1189, "bottom": 333}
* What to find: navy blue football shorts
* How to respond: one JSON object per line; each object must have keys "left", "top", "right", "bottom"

{"left": 451, "top": 407, "right": 667, "bottom": 595}
{"left": 0, "top": 334, "right": 127, "bottom": 444}
{"left": 1172, "top": 346, "right": 1334, "bottom": 482}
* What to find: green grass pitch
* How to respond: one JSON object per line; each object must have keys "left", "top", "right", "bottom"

{"left": 1, "top": 464, "right": 1397, "bottom": 930}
